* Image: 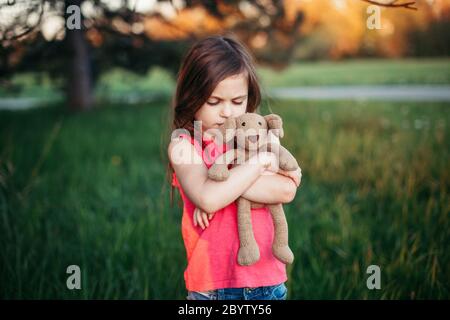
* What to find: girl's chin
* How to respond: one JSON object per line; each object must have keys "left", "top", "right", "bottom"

{"left": 203, "top": 130, "right": 216, "bottom": 140}
{"left": 202, "top": 123, "right": 222, "bottom": 133}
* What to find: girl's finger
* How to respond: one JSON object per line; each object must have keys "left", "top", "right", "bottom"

{"left": 198, "top": 211, "right": 205, "bottom": 229}
{"left": 202, "top": 212, "right": 209, "bottom": 228}
{"left": 193, "top": 208, "right": 198, "bottom": 226}
{"left": 194, "top": 208, "right": 204, "bottom": 228}
{"left": 196, "top": 209, "right": 202, "bottom": 226}
{"left": 198, "top": 209, "right": 206, "bottom": 229}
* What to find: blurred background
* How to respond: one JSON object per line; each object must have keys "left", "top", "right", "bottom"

{"left": 0, "top": 0, "right": 449, "bottom": 299}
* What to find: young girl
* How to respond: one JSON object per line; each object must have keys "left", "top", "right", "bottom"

{"left": 168, "top": 35, "right": 301, "bottom": 300}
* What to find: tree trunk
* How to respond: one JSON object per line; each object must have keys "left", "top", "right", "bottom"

{"left": 65, "top": 0, "right": 93, "bottom": 111}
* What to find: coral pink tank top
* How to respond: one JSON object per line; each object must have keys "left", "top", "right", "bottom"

{"left": 171, "top": 133, "right": 287, "bottom": 291}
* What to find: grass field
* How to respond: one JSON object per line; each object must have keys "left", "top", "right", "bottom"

{"left": 258, "top": 58, "right": 450, "bottom": 87}
{"left": 1, "top": 98, "right": 448, "bottom": 299}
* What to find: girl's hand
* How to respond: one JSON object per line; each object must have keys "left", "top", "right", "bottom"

{"left": 193, "top": 207, "right": 215, "bottom": 229}
{"left": 277, "top": 167, "right": 302, "bottom": 187}
{"left": 251, "top": 152, "right": 278, "bottom": 173}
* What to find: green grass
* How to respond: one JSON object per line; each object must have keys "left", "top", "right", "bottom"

{"left": 258, "top": 58, "right": 450, "bottom": 87}
{"left": 0, "top": 99, "right": 449, "bottom": 299}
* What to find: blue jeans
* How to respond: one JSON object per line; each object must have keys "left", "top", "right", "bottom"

{"left": 186, "top": 283, "right": 287, "bottom": 300}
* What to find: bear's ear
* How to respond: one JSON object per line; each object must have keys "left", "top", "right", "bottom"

{"left": 264, "top": 114, "right": 284, "bottom": 138}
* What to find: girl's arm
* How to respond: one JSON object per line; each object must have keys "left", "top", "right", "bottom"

{"left": 168, "top": 138, "right": 276, "bottom": 213}
{"left": 240, "top": 172, "right": 299, "bottom": 204}
{"left": 242, "top": 132, "right": 301, "bottom": 205}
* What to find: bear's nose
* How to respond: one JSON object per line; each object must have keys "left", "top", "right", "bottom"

{"left": 247, "top": 135, "right": 259, "bottom": 143}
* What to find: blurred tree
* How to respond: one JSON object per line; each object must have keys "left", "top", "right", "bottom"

{"left": 292, "top": 0, "right": 448, "bottom": 60}
{"left": 407, "top": 18, "right": 450, "bottom": 57}
{"left": 0, "top": 0, "right": 191, "bottom": 111}
{"left": 64, "top": 0, "right": 93, "bottom": 110}
{"left": 0, "top": 0, "right": 305, "bottom": 111}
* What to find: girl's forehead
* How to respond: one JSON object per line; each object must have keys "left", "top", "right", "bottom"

{"left": 211, "top": 72, "right": 248, "bottom": 97}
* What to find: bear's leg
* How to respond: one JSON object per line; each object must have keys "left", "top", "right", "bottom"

{"left": 267, "top": 204, "right": 294, "bottom": 264}
{"left": 237, "top": 197, "right": 260, "bottom": 266}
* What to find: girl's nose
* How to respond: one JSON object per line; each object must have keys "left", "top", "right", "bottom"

{"left": 221, "top": 103, "right": 232, "bottom": 118}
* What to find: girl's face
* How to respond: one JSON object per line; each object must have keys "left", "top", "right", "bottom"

{"left": 194, "top": 72, "right": 248, "bottom": 132}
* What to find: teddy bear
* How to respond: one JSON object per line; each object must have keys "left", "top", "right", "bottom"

{"left": 207, "top": 113, "right": 299, "bottom": 266}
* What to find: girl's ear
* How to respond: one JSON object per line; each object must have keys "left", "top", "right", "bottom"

{"left": 264, "top": 114, "right": 284, "bottom": 138}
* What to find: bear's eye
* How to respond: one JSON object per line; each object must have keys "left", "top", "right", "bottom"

{"left": 258, "top": 121, "right": 262, "bottom": 126}
{"left": 242, "top": 122, "right": 246, "bottom": 126}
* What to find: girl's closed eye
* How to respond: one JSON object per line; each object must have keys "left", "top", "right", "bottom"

{"left": 207, "top": 97, "right": 246, "bottom": 106}
{"left": 207, "top": 98, "right": 221, "bottom": 106}
{"left": 232, "top": 95, "right": 247, "bottom": 106}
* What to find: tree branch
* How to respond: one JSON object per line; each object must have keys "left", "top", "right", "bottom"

{"left": 360, "top": 0, "right": 418, "bottom": 10}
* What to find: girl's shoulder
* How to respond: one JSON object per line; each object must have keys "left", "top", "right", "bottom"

{"left": 168, "top": 133, "right": 199, "bottom": 151}
{"left": 168, "top": 133, "right": 203, "bottom": 165}
{"left": 169, "top": 133, "right": 207, "bottom": 188}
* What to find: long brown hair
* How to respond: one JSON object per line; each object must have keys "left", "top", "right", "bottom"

{"left": 168, "top": 34, "right": 262, "bottom": 206}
